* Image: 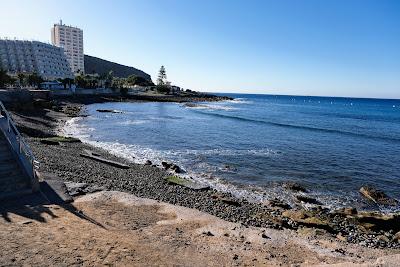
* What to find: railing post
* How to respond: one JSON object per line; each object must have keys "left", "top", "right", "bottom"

{"left": 7, "top": 116, "right": 11, "bottom": 132}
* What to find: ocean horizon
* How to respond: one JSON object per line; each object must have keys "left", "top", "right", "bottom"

{"left": 64, "top": 93, "right": 400, "bottom": 212}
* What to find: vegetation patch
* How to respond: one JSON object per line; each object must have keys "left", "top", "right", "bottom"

{"left": 165, "top": 175, "right": 187, "bottom": 186}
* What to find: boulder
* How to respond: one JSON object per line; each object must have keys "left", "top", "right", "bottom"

{"left": 283, "top": 182, "right": 308, "bottom": 192}
{"left": 266, "top": 198, "right": 292, "bottom": 209}
{"left": 211, "top": 193, "right": 241, "bottom": 207}
{"left": 96, "top": 109, "right": 122, "bottom": 113}
{"left": 282, "top": 210, "right": 333, "bottom": 232}
{"left": 333, "top": 207, "right": 358, "bottom": 216}
{"left": 40, "top": 139, "right": 60, "bottom": 145}
{"left": 33, "top": 99, "right": 54, "bottom": 109}
{"left": 295, "top": 195, "right": 322, "bottom": 205}
{"left": 359, "top": 186, "right": 398, "bottom": 206}
{"left": 162, "top": 161, "right": 172, "bottom": 169}
{"left": 393, "top": 231, "right": 400, "bottom": 243}
{"left": 144, "top": 160, "right": 152, "bottom": 165}
{"left": 352, "top": 212, "right": 400, "bottom": 232}
{"left": 170, "top": 164, "right": 182, "bottom": 173}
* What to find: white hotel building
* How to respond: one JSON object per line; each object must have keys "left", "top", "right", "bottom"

{"left": 0, "top": 39, "right": 73, "bottom": 80}
{"left": 51, "top": 20, "right": 84, "bottom": 74}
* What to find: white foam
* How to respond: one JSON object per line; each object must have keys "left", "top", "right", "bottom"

{"left": 183, "top": 103, "right": 236, "bottom": 111}
{"left": 226, "top": 98, "right": 253, "bottom": 104}
{"left": 117, "top": 120, "right": 147, "bottom": 126}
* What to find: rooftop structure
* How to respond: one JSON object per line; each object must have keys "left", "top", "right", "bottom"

{"left": 51, "top": 20, "right": 84, "bottom": 74}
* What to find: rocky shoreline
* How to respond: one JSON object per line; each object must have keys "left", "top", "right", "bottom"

{"left": 7, "top": 96, "right": 400, "bottom": 251}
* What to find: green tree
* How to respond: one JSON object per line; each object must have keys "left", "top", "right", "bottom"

{"left": 17, "top": 73, "right": 26, "bottom": 87}
{"left": 104, "top": 70, "right": 114, "bottom": 88}
{"left": 74, "top": 75, "right": 87, "bottom": 88}
{"left": 126, "top": 75, "right": 153, "bottom": 87}
{"left": 0, "top": 69, "right": 15, "bottom": 88}
{"left": 156, "top": 65, "right": 170, "bottom": 93}
{"left": 59, "top": 78, "right": 74, "bottom": 89}
{"left": 27, "top": 73, "right": 44, "bottom": 88}
{"left": 157, "top": 65, "right": 167, "bottom": 86}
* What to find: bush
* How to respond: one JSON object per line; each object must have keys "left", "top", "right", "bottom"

{"left": 120, "top": 87, "right": 128, "bottom": 96}
{"left": 126, "top": 75, "right": 153, "bottom": 87}
{"left": 0, "top": 69, "right": 15, "bottom": 88}
{"left": 156, "top": 84, "right": 170, "bottom": 93}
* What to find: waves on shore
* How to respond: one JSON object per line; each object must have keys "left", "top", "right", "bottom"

{"left": 62, "top": 95, "right": 400, "bottom": 213}
{"left": 62, "top": 118, "right": 389, "bottom": 212}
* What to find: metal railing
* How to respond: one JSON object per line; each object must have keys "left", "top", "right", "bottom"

{"left": 0, "top": 101, "right": 39, "bottom": 183}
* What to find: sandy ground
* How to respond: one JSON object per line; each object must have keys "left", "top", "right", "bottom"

{"left": 1, "top": 191, "right": 399, "bottom": 266}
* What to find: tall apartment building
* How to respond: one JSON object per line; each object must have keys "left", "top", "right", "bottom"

{"left": 51, "top": 20, "right": 84, "bottom": 74}
{"left": 0, "top": 39, "right": 73, "bottom": 80}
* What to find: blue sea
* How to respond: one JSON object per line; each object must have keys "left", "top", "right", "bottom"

{"left": 64, "top": 94, "right": 400, "bottom": 211}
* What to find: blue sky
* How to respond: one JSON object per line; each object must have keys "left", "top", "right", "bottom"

{"left": 1, "top": 0, "right": 399, "bottom": 98}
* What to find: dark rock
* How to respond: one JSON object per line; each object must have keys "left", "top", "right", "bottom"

{"left": 170, "top": 164, "right": 183, "bottom": 173}
{"left": 261, "top": 233, "right": 270, "bottom": 239}
{"left": 64, "top": 182, "right": 89, "bottom": 197}
{"left": 203, "top": 231, "right": 214, "bottom": 236}
{"left": 144, "top": 160, "right": 152, "bottom": 165}
{"left": 282, "top": 210, "right": 333, "bottom": 232}
{"left": 283, "top": 182, "right": 308, "bottom": 192}
{"left": 33, "top": 99, "right": 53, "bottom": 109}
{"left": 295, "top": 195, "right": 322, "bottom": 205}
{"left": 96, "top": 109, "right": 122, "bottom": 113}
{"left": 233, "top": 254, "right": 239, "bottom": 260}
{"left": 211, "top": 193, "right": 241, "bottom": 207}
{"left": 40, "top": 139, "right": 60, "bottom": 145}
{"left": 359, "top": 186, "right": 398, "bottom": 206}
{"left": 353, "top": 212, "right": 400, "bottom": 232}
{"left": 334, "top": 207, "right": 358, "bottom": 216}
{"left": 377, "top": 235, "right": 390, "bottom": 243}
{"left": 267, "top": 198, "right": 291, "bottom": 209}
{"left": 393, "top": 231, "right": 400, "bottom": 243}
{"left": 162, "top": 161, "right": 172, "bottom": 169}
{"left": 334, "top": 248, "right": 346, "bottom": 254}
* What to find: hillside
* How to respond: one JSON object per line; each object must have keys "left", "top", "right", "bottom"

{"left": 84, "top": 55, "right": 152, "bottom": 81}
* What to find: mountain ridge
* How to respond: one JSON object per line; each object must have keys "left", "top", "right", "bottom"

{"left": 84, "top": 55, "right": 152, "bottom": 81}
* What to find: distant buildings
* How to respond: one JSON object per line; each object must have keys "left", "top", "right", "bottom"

{"left": 51, "top": 20, "right": 84, "bottom": 74}
{"left": 0, "top": 39, "right": 73, "bottom": 80}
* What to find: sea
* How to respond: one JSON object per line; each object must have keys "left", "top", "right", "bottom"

{"left": 63, "top": 94, "right": 400, "bottom": 212}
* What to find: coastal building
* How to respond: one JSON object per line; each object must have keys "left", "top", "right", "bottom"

{"left": 0, "top": 39, "right": 74, "bottom": 80}
{"left": 51, "top": 20, "right": 84, "bottom": 74}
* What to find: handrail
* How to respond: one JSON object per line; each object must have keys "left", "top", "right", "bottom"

{"left": 0, "top": 101, "right": 39, "bottom": 175}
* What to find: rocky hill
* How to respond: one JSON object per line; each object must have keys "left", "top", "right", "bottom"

{"left": 84, "top": 55, "right": 152, "bottom": 81}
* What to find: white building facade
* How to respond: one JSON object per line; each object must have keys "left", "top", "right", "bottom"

{"left": 51, "top": 20, "right": 84, "bottom": 74}
{"left": 0, "top": 39, "right": 73, "bottom": 80}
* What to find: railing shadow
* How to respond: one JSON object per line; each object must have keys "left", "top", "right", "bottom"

{"left": 0, "top": 181, "right": 105, "bottom": 229}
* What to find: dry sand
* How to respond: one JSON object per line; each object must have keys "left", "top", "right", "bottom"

{"left": 1, "top": 191, "right": 399, "bottom": 266}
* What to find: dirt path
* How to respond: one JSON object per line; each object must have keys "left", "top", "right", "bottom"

{"left": 0, "top": 191, "right": 399, "bottom": 266}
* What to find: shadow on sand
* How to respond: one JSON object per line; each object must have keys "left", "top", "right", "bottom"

{"left": 0, "top": 181, "right": 104, "bottom": 228}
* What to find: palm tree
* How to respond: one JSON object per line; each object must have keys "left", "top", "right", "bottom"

{"left": 17, "top": 73, "right": 26, "bottom": 87}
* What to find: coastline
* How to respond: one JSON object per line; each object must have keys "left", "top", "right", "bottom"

{"left": 6, "top": 95, "right": 400, "bottom": 261}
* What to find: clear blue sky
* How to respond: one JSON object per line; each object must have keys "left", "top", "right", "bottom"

{"left": 1, "top": 0, "right": 399, "bottom": 98}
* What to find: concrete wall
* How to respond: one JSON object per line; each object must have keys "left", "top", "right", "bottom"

{"left": 49, "top": 88, "right": 121, "bottom": 96}
{"left": 0, "top": 87, "right": 132, "bottom": 104}
{"left": 0, "top": 89, "right": 33, "bottom": 104}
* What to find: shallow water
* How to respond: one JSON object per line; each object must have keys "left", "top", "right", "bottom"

{"left": 64, "top": 94, "right": 400, "bottom": 211}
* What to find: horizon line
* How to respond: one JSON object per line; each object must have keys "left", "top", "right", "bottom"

{"left": 209, "top": 91, "right": 400, "bottom": 101}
